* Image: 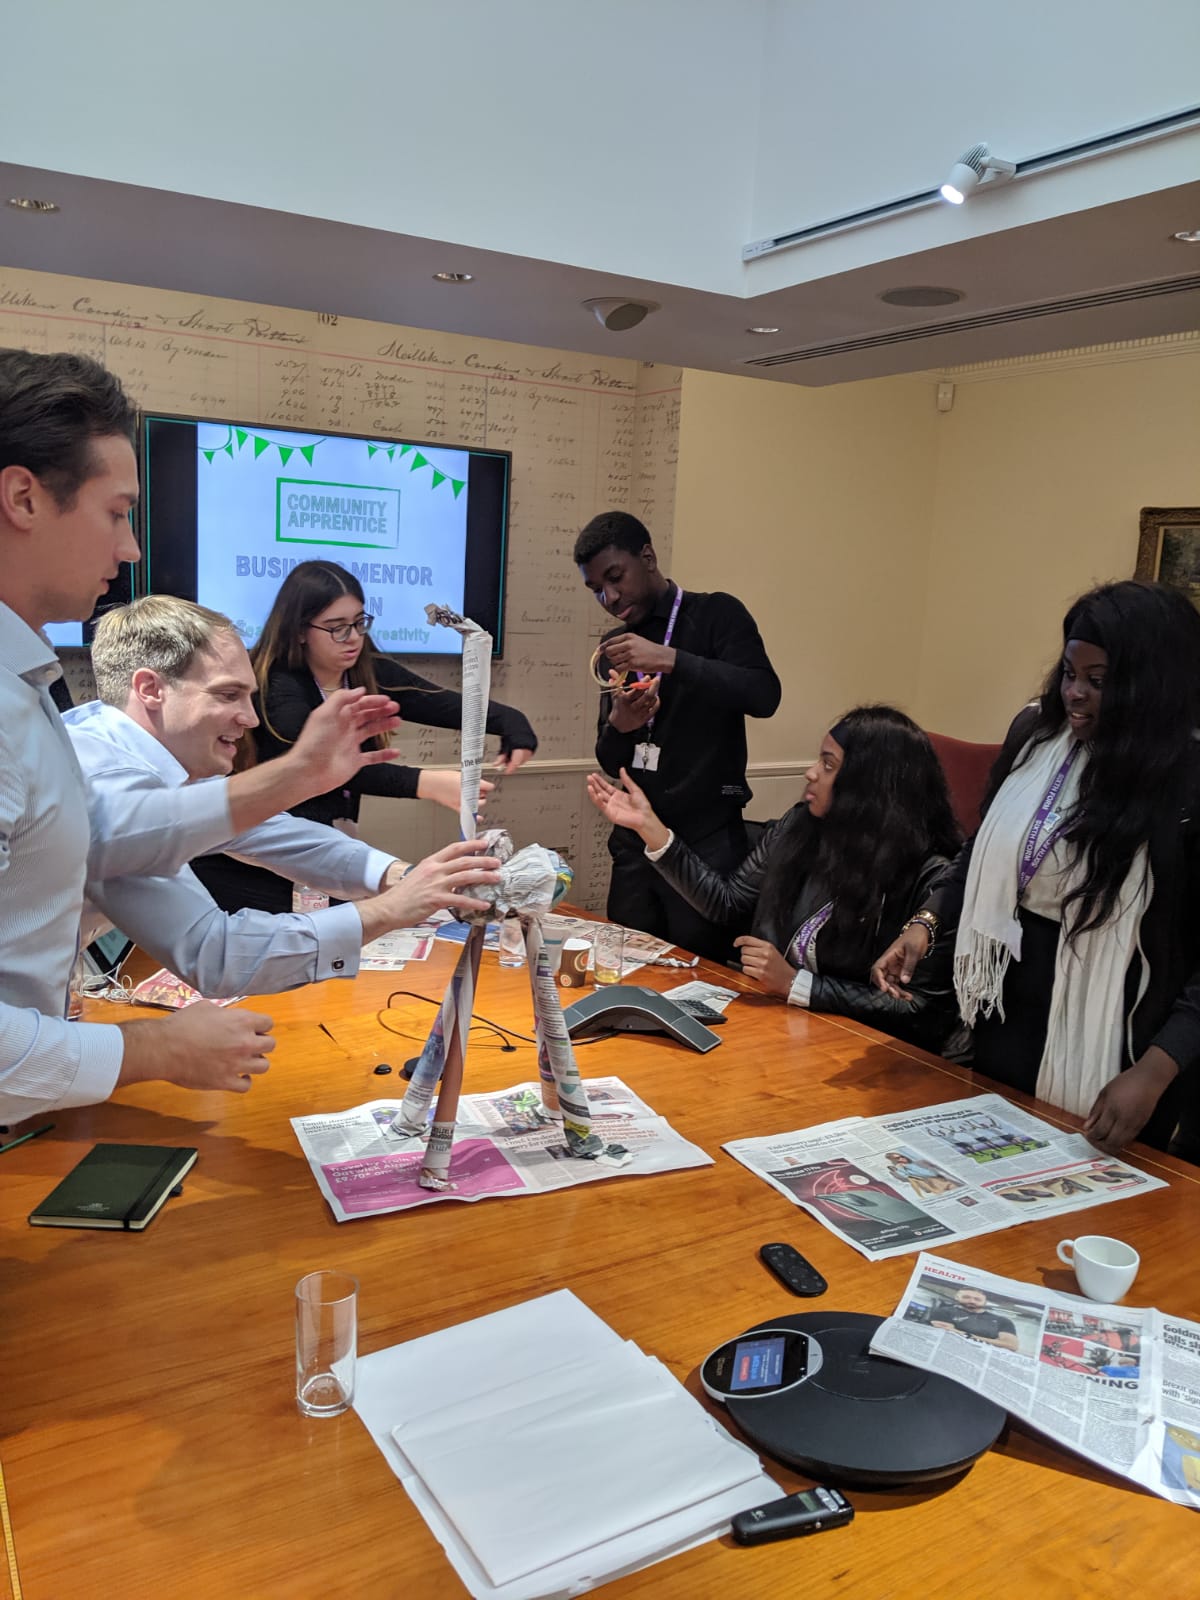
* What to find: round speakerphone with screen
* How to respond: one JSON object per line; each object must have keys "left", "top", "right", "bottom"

{"left": 700, "top": 1326, "right": 822, "bottom": 1403}
{"left": 720, "top": 1311, "right": 1007, "bottom": 1488}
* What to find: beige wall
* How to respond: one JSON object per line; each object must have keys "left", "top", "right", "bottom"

{"left": 671, "top": 341, "right": 1200, "bottom": 821}
{"left": 671, "top": 366, "right": 940, "bottom": 791}
{"left": 914, "top": 343, "right": 1200, "bottom": 740}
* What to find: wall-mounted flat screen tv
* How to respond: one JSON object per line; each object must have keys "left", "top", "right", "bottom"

{"left": 141, "top": 416, "right": 511, "bottom": 656}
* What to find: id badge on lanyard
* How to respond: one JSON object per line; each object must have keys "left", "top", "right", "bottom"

{"left": 632, "top": 586, "right": 682, "bottom": 776}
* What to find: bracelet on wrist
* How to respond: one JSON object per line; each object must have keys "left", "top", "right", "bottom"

{"left": 900, "top": 910, "right": 940, "bottom": 955}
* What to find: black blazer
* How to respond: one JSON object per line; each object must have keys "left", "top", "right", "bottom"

{"left": 651, "top": 804, "right": 958, "bottom": 1052}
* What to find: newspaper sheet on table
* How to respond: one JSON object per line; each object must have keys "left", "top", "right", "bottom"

{"left": 358, "top": 926, "right": 437, "bottom": 969}
{"left": 542, "top": 914, "right": 675, "bottom": 977}
{"left": 723, "top": 1093, "right": 1166, "bottom": 1261}
{"left": 871, "top": 1251, "right": 1200, "bottom": 1509}
{"left": 291, "top": 1075, "right": 712, "bottom": 1220}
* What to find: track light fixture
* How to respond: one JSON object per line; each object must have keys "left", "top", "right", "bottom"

{"left": 939, "top": 143, "right": 1017, "bottom": 205}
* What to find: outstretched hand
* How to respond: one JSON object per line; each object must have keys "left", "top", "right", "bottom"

{"left": 586, "top": 768, "right": 669, "bottom": 851}
{"left": 291, "top": 687, "right": 401, "bottom": 794}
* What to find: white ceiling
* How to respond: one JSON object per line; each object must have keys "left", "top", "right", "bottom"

{"left": 2, "top": 160, "right": 1199, "bottom": 387}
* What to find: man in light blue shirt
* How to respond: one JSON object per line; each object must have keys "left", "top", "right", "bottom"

{"left": 69, "top": 595, "right": 500, "bottom": 997}
{"left": 0, "top": 348, "right": 462, "bottom": 1127}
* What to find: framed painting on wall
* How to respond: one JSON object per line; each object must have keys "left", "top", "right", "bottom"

{"left": 1136, "top": 507, "right": 1200, "bottom": 610}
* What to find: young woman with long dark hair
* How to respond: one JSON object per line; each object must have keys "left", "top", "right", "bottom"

{"left": 872, "top": 580, "right": 1200, "bottom": 1154}
{"left": 587, "top": 705, "right": 962, "bottom": 1051}
{"left": 193, "top": 559, "right": 537, "bottom": 914}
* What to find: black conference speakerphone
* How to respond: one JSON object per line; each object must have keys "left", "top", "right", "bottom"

{"left": 562, "top": 985, "right": 723, "bottom": 1053}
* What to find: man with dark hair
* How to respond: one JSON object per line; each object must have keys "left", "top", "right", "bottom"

{"left": 0, "top": 349, "right": 407, "bottom": 1126}
{"left": 929, "top": 1287, "right": 1019, "bottom": 1351}
{"left": 574, "top": 510, "right": 780, "bottom": 959}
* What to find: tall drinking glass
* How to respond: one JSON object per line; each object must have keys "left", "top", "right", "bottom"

{"left": 592, "top": 925, "right": 625, "bottom": 986}
{"left": 295, "top": 1269, "right": 358, "bottom": 1417}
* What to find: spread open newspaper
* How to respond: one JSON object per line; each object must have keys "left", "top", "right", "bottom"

{"left": 871, "top": 1252, "right": 1200, "bottom": 1508}
{"left": 724, "top": 1093, "right": 1166, "bottom": 1260}
{"left": 291, "top": 1075, "right": 711, "bottom": 1220}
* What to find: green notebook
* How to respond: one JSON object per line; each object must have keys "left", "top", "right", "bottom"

{"left": 28, "top": 1144, "right": 198, "bottom": 1231}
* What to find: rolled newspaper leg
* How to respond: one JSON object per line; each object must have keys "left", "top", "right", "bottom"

{"left": 529, "top": 923, "right": 607, "bottom": 1159}
{"left": 523, "top": 919, "right": 561, "bottom": 1119}
{"left": 389, "top": 985, "right": 454, "bottom": 1136}
{"left": 418, "top": 921, "right": 485, "bottom": 1190}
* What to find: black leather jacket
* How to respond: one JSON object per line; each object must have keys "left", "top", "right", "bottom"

{"left": 649, "top": 805, "right": 958, "bottom": 1052}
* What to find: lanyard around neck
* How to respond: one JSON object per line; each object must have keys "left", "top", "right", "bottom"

{"left": 1018, "top": 741, "right": 1083, "bottom": 896}
{"left": 643, "top": 585, "right": 683, "bottom": 744}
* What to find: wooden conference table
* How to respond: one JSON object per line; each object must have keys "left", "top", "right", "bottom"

{"left": 1, "top": 936, "right": 1198, "bottom": 1599}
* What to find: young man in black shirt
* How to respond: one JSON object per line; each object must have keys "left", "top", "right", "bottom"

{"left": 575, "top": 511, "right": 780, "bottom": 961}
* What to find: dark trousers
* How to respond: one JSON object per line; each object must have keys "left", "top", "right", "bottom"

{"left": 973, "top": 909, "right": 1182, "bottom": 1154}
{"left": 605, "top": 818, "right": 749, "bottom": 963}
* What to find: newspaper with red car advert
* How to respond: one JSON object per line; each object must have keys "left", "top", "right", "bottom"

{"left": 723, "top": 1093, "right": 1166, "bottom": 1261}
{"left": 871, "top": 1252, "right": 1200, "bottom": 1509}
{"left": 290, "top": 1075, "right": 711, "bottom": 1221}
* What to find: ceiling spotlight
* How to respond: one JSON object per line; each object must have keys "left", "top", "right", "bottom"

{"left": 1171, "top": 229, "right": 1200, "bottom": 244}
{"left": 6, "top": 196, "right": 59, "bottom": 213}
{"left": 746, "top": 325, "right": 781, "bottom": 335}
{"left": 582, "top": 297, "right": 660, "bottom": 332}
{"left": 939, "top": 144, "right": 1017, "bottom": 205}
{"left": 432, "top": 270, "right": 474, "bottom": 283}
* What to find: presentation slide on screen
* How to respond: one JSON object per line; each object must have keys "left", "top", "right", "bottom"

{"left": 45, "top": 621, "right": 84, "bottom": 648}
{"left": 195, "top": 424, "right": 471, "bottom": 653}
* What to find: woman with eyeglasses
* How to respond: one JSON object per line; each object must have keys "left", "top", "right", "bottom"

{"left": 191, "top": 559, "right": 536, "bottom": 914}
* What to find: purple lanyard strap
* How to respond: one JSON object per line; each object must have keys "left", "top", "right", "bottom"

{"left": 1018, "top": 741, "right": 1083, "bottom": 898}
{"left": 642, "top": 585, "right": 683, "bottom": 745}
{"left": 789, "top": 900, "right": 834, "bottom": 973}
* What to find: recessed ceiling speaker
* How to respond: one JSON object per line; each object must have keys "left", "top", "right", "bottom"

{"left": 583, "top": 297, "right": 661, "bottom": 331}
{"left": 879, "top": 286, "right": 964, "bottom": 308}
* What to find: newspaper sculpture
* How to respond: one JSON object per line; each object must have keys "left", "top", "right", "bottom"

{"left": 389, "top": 605, "right": 631, "bottom": 1189}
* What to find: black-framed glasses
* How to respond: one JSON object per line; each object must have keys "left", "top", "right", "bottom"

{"left": 308, "top": 614, "right": 374, "bottom": 644}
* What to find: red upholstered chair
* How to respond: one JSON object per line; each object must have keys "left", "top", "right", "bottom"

{"left": 927, "top": 732, "right": 1003, "bottom": 839}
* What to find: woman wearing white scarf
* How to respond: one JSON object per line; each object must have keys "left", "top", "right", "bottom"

{"left": 872, "top": 581, "right": 1200, "bottom": 1156}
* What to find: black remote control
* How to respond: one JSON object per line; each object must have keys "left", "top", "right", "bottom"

{"left": 759, "top": 1241, "right": 828, "bottom": 1297}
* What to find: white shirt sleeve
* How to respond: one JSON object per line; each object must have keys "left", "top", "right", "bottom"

{"left": 0, "top": 1006, "right": 124, "bottom": 1128}
{"left": 87, "top": 869, "right": 365, "bottom": 997}
{"left": 86, "top": 769, "right": 233, "bottom": 881}
{"left": 787, "top": 968, "right": 814, "bottom": 1008}
{"left": 213, "top": 811, "right": 394, "bottom": 899}
{"left": 643, "top": 831, "right": 676, "bottom": 862}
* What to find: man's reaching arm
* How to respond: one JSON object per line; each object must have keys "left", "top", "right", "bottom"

{"left": 86, "top": 688, "right": 402, "bottom": 881}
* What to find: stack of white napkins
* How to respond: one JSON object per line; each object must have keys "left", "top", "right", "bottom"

{"left": 353, "top": 1289, "right": 776, "bottom": 1599}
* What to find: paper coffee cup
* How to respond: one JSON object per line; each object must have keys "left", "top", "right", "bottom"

{"left": 558, "top": 939, "right": 590, "bottom": 988}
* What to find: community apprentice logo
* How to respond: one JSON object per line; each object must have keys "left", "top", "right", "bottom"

{"left": 276, "top": 478, "right": 402, "bottom": 549}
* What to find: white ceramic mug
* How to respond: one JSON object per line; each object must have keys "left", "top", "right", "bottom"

{"left": 1056, "top": 1235, "right": 1140, "bottom": 1302}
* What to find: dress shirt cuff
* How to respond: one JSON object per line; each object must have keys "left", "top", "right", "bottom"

{"left": 787, "top": 969, "right": 814, "bottom": 1009}
{"left": 360, "top": 846, "right": 396, "bottom": 893}
{"left": 0, "top": 1008, "right": 124, "bottom": 1124}
{"left": 59, "top": 1021, "right": 126, "bottom": 1108}
{"left": 311, "top": 903, "right": 365, "bottom": 981}
{"left": 643, "top": 831, "right": 675, "bottom": 862}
